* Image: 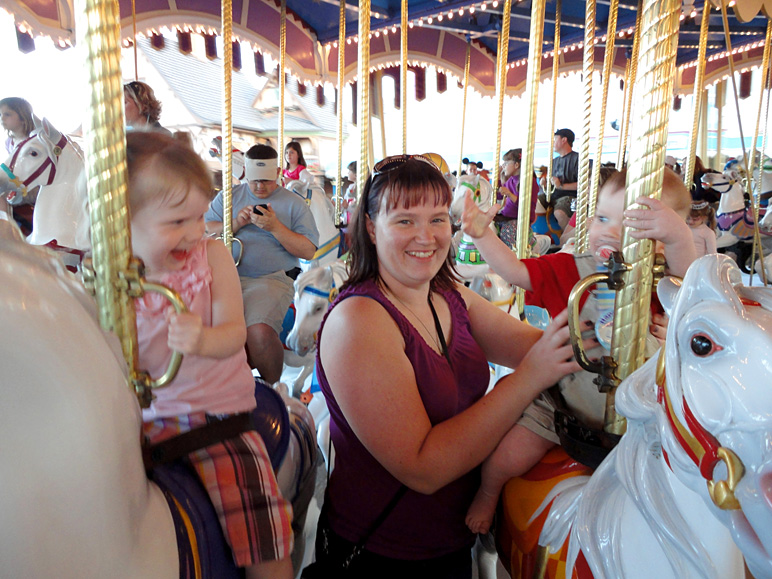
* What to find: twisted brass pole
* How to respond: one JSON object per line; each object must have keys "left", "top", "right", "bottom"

{"left": 610, "top": 0, "right": 681, "bottom": 435}
{"left": 77, "top": 0, "right": 138, "bottom": 383}
{"left": 573, "top": 0, "right": 597, "bottom": 254}
{"left": 222, "top": 0, "right": 234, "bottom": 251}
{"left": 516, "top": 0, "right": 547, "bottom": 315}
{"left": 401, "top": 0, "right": 408, "bottom": 154}
{"left": 683, "top": 3, "right": 711, "bottom": 189}
{"left": 279, "top": 0, "right": 287, "bottom": 168}
{"left": 492, "top": 0, "right": 513, "bottom": 194}
{"left": 357, "top": 0, "right": 372, "bottom": 196}
{"left": 617, "top": 0, "right": 642, "bottom": 170}
{"left": 545, "top": 0, "right": 561, "bottom": 202}
{"left": 748, "top": 20, "right": 772, "bottom": 286}
{"left": 335, "top": 0, "right": 346, "bottom": 226}
{"left": 458, "top": 41, "right": 472, "bottom": 177}
{"left": 617, "top": 57, "right": 630, "bottom": 170}
{"left": 587, "top": 0, "right": 618, "bottom": 222}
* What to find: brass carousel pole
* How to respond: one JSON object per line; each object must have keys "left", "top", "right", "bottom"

{"left": 610, "top": 0, "right": 681, "bottom": 435}
{"left": 279, "top": 0, "right": 287, "bottom": 168}
{"left": 617, "top": 0, "right": 642, "bottom": 170}
{"left": 334, "top": 0, "right": 346, "bottom": 226}
{"left": 573, "top": 0, "right": 597, "bottom": 254}
{"left": 545, "top": 0, "right": 561, "bottom": 202}
{"left": 401, "top": 0, "right": 408, "bottom": 154}
{"left": 587, "top": 0, "right": 619, "bottom": 222}
{"left": 77, "top": 0, "right": 138, "bottom": 388}
{"left": 357, "top": 0, "right": 372, "bottom": 195}
{"left": 457, "top": 41, "right": 472, "bottom": 177}
{"left": 748, "top": 20, "right": 772, "bottom": 286}
{"left": 221, "top": 0, "right": 234, "bottom": 251}
{"left": 491, "top": 0, "right": 513, "bottom": 195}
{"left": 683, "top": 2, "right": 711, "bottom": 189}
{"left": 516, "top": 0, "right": 547, "bottom": 314}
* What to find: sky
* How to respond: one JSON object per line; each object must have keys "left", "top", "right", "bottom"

{"left": 3, "top": 9, "right": 769, "bottom": 175}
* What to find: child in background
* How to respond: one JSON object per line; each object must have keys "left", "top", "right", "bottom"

{"left": 0, "top": 97, "right": 36, "bottom": 155}
{"left": 128, "top": 132, "right": 294, "bottom": 579}
{"left": 283, "top": 141, "right": 312, "bottom": 185}
{"left": 495, "top": 148, "right": 539, "bottom": 249}
{"left": 687, "top": 201, "right": 717, "bottom": 258}
{"left": 461, "top": 168, "right": 695, "bottom": 535}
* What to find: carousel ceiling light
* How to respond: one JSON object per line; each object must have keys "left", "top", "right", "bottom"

{"left": 418, "top": 19, "right": 423, "bottom": 26}
{"left": 438, "top": 14, "right": 443, "bottom": 21}
{"left": 347, "top": 38, "right": 352, "bottom": 44}
{"left": 428, "top": 17, "right": 433, "bottom": 23}
{"left": 492, "top": 0, "right": 499, "bottom": 7}
{"left": 459, "top": 8, "right": 464, "bottom": 15}
{"left": 409, "top": 21, "right": 414, "bottom": 28}
{"left": 392, "top": 25, "right": 397, "bottom": 32}
{"left": 481, "top": 3, "right": 487, "bottom": 9}
{"left": 448, "top": 11, "right": 454, "bottom": 19}
{"left": 470, "top": 6, "right": 476, "bottom": 13}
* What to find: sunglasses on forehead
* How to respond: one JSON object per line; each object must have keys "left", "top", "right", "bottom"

{"left": 371, "top": 154, "right": 440, "bottom": 177}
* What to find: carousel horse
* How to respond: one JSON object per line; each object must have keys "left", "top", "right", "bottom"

{"left": 450, "top": 173, "right": 496, "bottom": 280}
{"left": 284, "top": 179, "right": 341, "bottom": 271}
{"left": 282, "top": 261, "right": 348, "bottom": 468}
{"left": 0, "top": 219, "right": 318, "bottom": 578}
{"left": 0, "top": 118, "right": 87, "bottom": 247}
{"left": 498, "top": 254, "right": 772, "bottom": 579}
{"left": 701, "top": 159, "right": 770, "bottom": 248}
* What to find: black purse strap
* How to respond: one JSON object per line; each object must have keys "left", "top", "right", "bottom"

{"left": 428, "top": 296, "right": 453, "bottom": 370}
{"left": 358, "top": 484, "right": 408, "bottom": 547}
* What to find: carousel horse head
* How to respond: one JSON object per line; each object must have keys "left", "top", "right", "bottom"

{"left": 284, "top": 179, "right": 340, "bottom": 271}
{"left": 545, "top": 254, "right": 772, "bottom": 578}
{"left": 653, "top": 253, "right": 772, "bottom": 576}
{"left": 450, "top": 172, "right": 494, "bottom": 226}
{"left": 0, "top": 118, "right": 88, "bottom": 250}
{"left": 701, "top": 161, "right": 762, "bottom": 244}
{"left": 286, "top": 260, "right": 348, "bottom": 357}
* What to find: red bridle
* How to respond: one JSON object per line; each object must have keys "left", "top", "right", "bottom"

{"left": 7, "top": 133, "right": 69, "bottom": 189}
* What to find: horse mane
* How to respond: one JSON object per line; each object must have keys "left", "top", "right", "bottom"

{"left": 293, "top": 261, "right": 347, "bottom": 297}
{"left": 567, "top": 357, "right": 718, "bottom": 578}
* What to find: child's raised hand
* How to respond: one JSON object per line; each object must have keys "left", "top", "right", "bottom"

{"left": 623, "top": 196, "right": 690, "bottom": 246}
{"left": 517, "top": 309, "right": 590, "bottom": 392}
{"left": 461, "top": 191, "right": 499, "bottom": 239}
{"left": 167, "top": 311, "right": 205, "bottom": 356}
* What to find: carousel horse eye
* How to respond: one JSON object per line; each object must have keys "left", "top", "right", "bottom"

{"left": 690, "top": 334, "right": 715, "bottom": 357}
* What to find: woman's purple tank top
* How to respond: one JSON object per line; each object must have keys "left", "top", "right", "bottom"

{"left": 316, "top": 279, "right": 490, "bottom": 560}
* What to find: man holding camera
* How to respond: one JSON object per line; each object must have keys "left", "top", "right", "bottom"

{"left": 206, "top": 144, "right": 318, "bottom": 384}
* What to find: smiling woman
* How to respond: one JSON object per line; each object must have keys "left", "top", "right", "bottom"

{"left": 305, "top": 154, "right": 582, "bottom": 578}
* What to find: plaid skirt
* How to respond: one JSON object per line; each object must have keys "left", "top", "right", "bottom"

{"left": 144, "top": 412, "right": 294, "bottom": 567}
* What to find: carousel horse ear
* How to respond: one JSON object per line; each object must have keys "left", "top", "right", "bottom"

{"left": 657, "top": 275, "right": 682, "bottom": 318}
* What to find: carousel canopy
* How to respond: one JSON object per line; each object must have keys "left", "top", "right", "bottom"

{"left": 4, "top": 0, "right": 771, "bottom": 95}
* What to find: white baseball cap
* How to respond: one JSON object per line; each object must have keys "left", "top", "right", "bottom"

{"left": 245, "top": 158, "right": 278, "bottom": 181}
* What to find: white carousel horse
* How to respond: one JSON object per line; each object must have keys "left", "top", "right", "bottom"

{"left": 533, "top": 254, "right": 772, "bottom": 578}
{"left": 0, "top": 118, "right": 88, "bottom": 250}
{"left": 702, "top": 159, "right": 770, "bottom": 248}
{"left": 282, "top": 261, "right": 348, "bottom": 468}
{"left": 450, "top": 173, "right": 496, "bottom": 280}
{"left": 0, "top": 220, "right": 317, "bottom": 577}
{"left": 284, "top": 179, "right": 341, "bottom": 271}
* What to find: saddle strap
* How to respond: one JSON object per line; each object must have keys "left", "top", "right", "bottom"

{"left": 143, "top": 412, "right": 253, "bottom": 471}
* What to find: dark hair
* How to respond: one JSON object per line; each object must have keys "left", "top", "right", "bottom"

{"left": 0, "top": 97, "right": 36, "bottom": 137}
{"left": 344, "top": 158, "right": 458, "bottom": 293}
{"left": 503, "top": 148, "right": 522, "bottom": 163}
{"left": 123, "top": 81, "right": 162, "bottom": 124}
{"left": 284, "top": 141, "right": 307, "bottom": 169}
{"left": 126, "top": 131, "right": 214, "bottom": 213}
{"left": 247, "top": 143, "right": 278, "bottom": 160}
{"left": 347, "top": 160, "right": 357, "bottom": 173}
{"left": 462, "top": 157, "right": 470, "bottom": 165}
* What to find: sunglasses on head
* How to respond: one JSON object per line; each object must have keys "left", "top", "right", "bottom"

{"left": 372, "top": 154, "right": 439, "bottom": 177}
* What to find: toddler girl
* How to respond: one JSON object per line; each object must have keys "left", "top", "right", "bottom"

{"left": 686, "top": 201, "right": 717, "bottom": 258}
{"left": 128, "top": 131, "right": 294, "bottom": 579}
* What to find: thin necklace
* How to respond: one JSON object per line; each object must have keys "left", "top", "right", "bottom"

{"left": 384, "top": 285, "right": 442, "bottom": 354}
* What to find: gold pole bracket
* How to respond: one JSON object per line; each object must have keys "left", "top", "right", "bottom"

{"left": 82, "top": 257, "right": 188, "bottom": 408}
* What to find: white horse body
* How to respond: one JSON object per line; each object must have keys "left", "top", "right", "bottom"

{"left": 284, "top": 179, "right": 340, "bottom": 271}
{"left": 0, "top": 220, "right": 316, "bottom": 577}
{"left": 0, "top": 118, "right": 88, "bottom": 250}
{"left": 538, "top": 254, "right": 772, "bottom": 578}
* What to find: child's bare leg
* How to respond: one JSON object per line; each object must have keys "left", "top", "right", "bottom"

{"left": 245, "top": 558, "right": 293, "bottom": 579}
{"left": 466, "top": 425, "right": 555, "bottom": 534}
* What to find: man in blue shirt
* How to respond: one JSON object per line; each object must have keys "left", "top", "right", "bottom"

{"left": 206, "top": 144, "right": 319, "bottom": 384}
